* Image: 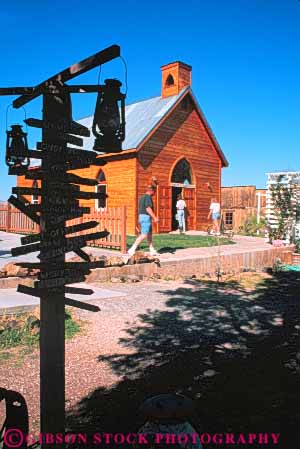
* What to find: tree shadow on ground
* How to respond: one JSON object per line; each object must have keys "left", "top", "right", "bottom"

{"left": 66, "top": 272, "right": 300, "bottom": 449}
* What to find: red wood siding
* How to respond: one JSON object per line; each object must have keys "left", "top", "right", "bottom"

{"left": 68, "top": 157, "right": 137, "bottom": 235}
{"left": 137, "top": 100, "right": 222, "bottom": 231}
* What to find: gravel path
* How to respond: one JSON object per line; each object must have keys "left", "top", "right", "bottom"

{"left": 0, "top": 281, "right": 189, "bottom": 433}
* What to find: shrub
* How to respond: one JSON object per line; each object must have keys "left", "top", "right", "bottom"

{"left": 239, "top": 215, "right": 266, "bottom": 236}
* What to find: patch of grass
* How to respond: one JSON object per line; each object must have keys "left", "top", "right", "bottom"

{"left": 65, "top": 311, "right": 81, "bottom": 340}
{"left": 0, "top": 321, "right": 39, "bottom": 349}
{"left": 0, "top": 310, "right": 82, "bottom": 350}
{"left": 127, "top": 233, "right": 234, "bottom": 252}
{"left": 0, "top": 351, "right": 11, "bottom": 361}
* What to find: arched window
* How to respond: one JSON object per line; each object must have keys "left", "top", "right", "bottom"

{"left": 171, "top": 158, "right": 192, "bottom": 185}
{"left": 95, "top": 170, "right": 107, "bottom": 210}
{"left": 165, "top": 74, "right": 175, "bottom": 86}
{"left": 31, "top": 180, "right": 39, "bottom": 204}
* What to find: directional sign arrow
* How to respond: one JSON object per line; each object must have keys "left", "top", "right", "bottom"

{"left": 25, "top": 118, "right": 90, "bottom": 137}
{"left": 17, "top": 285, "right": 100, "bottom": 312}
{"left": 12, "top": 187, "right": 41, "bottom": 196}
{"left": 64, "top": 298, "right": 100, "bottom": 312}
{"left": 12, "top": 187, "right": 81, "bottom": 200}
{"left": 64, "top": 174, "right": 98, "bottom": 186}
{"left": 39, "top": 267, "right": 90, "bottom": 280}
{"left": 36, "top": 142, "right": 97, "bottom": 159}
{"left": 44, "top": 205, "right": 89, "bottom": 215}
{"left": 44, "top": 208, "right": 90, "bottom": 227}
{"left": 8, "top": 149, "right": 44, "bottom": 159}
{"left": 8, "top": 195, "right": 40, "bottom": 225}
{"left": 11, "top": 242, "right": 40, "bottom": 257}
{"left": 73, "top": 249, "right": 91, "bottom": 262}
{"left": 74, "top": 191, "right": 108, "bottom": 200}
{"left": 26, "top": 204, "right": 42, "bottom": 213}
{"left": 35, "top": 274, "right": 86, "bottom": 289}
{"left": 21, "top": 220, "right": 99, "bottom": 245}
{"left": 27, "top": 172, "right": 99, "bottom": 187}
{"left": 38, "top": 230, "right": 109, "bottom": 260}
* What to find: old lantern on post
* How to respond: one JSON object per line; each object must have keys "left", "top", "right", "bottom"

{"left": 92, "top": 78, "right": 125, "bottom": 153}
{"left": 5, "top": 124, "right": 30, "bottom": 174}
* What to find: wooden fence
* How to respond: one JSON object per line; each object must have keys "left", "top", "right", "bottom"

{"left": 0, "top": 203, "right": 127, "bottom": 253}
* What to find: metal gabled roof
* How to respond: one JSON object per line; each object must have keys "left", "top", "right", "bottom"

{"left": 29, "top": 85, "right": 228, "bottom": 167}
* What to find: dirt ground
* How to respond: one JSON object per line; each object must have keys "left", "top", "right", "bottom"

{"left": 1, "top": 273, "right": 300, "bottom": 449}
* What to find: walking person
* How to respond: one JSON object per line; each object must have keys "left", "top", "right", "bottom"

{"left": 127, "top": 183, "right": 159, "bottom": 256}
{"left": 208, "top": 197, "right": 221, "bottom": 235}
{"left": 176, "top": 194, "right": 186, "bottom": 233}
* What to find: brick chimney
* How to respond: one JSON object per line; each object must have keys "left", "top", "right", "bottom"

{"left": 161, "top": 61, "right": 192, "bottom": 98}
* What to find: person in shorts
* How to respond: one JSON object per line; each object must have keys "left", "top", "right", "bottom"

{"left": 208, "top": 197, "right": 221, "bottom": 235}
{"left": 127, "top": 184, "right": 159, "bottom": 256}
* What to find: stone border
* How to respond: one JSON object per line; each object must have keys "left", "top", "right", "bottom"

{"left": 0, "top": 246, "right": 294, "bottom": 288}
{"left": 86, "top": 245, "right": 294, "bottom": 282}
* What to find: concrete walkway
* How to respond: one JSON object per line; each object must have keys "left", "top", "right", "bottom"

{"left": 158, "top": 233, "right": 272, "bottom": 262}
{"left": 0, "top": 282, "right": 126, "bottom": 312}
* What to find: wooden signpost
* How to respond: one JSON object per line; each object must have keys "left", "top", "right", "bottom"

{"left": 0, "top": 44, "right": 126, "bottom": 447}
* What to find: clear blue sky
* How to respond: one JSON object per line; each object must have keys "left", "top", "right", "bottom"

{"left": 0, "top": 0, "right": 299, "bottom": 199}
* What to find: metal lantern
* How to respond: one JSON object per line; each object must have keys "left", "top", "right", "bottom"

{"left": 92, "top": 78, "right": 125, "bottom": 153}
{"left": 5, "top": 124, "right": 29, "bottom": 173}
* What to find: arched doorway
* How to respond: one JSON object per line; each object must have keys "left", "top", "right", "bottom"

{"left": 170, "top": 158, "right": 196, "bottom": 231}
{"left": 155, "top": 159, "right": 196, "bottom": 233}
{"left": 95, "top": 170, "right": 107, "bottom": 210}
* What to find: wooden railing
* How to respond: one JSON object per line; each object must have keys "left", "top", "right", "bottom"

{"left": 0, "top": 203, "right": 127, "bottom": 253}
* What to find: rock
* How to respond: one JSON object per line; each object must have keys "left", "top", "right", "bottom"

{"left": 127, "top": 252, "right": 159, "bottom": 265}
{"left": 104, "top": 255, "right": 124, "bottom": 267}
{"left": 30, "top": 327, "right": 40, "bottom": 336}
{"left": 126, "top": 275, "right": 141, "bottom": 283}
{"left": 6, "top": 319, "right": 20, "bottom": 330}
{"left": 68, "top": 253, "right": 100, "bottom": 263}
{"left": 2, "top": 263, "right": 28, "bottom": 277}
{"left": 110, "top": 277, "right": 124, "bottom": 283}
{"left": 1, "top": 262, "right": 39, "bottom": 278}
{"left": 26, "top": 315, "right": 40, "bottom": 330}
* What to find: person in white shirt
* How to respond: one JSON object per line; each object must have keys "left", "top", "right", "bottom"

{"left": 176, "top": 194, "right": 186, "bottom": 233}
{"left": 208, "top": 198, "right": 221, "bottom": 235}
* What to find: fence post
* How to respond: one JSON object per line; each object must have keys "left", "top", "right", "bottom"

{"left": 6, "top": 203, "right": 11, "bottom": 233}
{"left": 121, "top": 206, "right": 127, "bottom": 254}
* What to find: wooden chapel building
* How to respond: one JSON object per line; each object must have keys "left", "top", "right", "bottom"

{"left": 18, "top": 61, "right": 228, "bottom": 234}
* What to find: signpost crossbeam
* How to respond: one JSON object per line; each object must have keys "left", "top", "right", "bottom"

{"left": 13, "top": 44, "right": 120, "bottom": 108}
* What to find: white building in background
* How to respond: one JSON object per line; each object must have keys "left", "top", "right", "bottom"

{"left": 266, "top": 171, "right": 300, "bottom": 242}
